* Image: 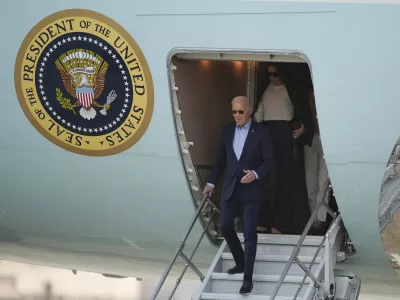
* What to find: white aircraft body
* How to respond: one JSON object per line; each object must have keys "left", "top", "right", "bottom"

{"left": 1, "top": 0, "right": 400, "bottom": 299}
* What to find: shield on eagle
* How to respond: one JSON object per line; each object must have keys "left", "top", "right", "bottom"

{"left": 76, "top": 87, "right": 94, "bottom": 108}
{"left": 55, "top": 49, "right": 111, "bottom": 120}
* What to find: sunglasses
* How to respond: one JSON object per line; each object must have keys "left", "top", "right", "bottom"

{"left": 232, "top": 110, "right": 246, "bottom": 115}
{"left": 268, "top": 72, "right": 280, "bottom": 77}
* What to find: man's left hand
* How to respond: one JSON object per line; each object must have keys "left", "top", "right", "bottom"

{"left": 241, "top": 170, "right": 256, "bottom": 184}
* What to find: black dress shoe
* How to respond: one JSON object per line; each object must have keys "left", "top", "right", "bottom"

{"left": 226, "top": 265, "right": 244, "bottom": 274}
{"left": 239, "top": 279, "right": 253, "bottom": 294}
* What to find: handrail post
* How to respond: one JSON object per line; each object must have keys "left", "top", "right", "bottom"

{"left": 323, "top": 202, "right": 336, "bottom": 218}
{"left": 293, "top": 213, "right": 342, "bottom": 300}
{"left": 294, "top": 257, "right": 321, "bottom": 287}
{"left": 167, "top": 210, "right": 216, "bottom": 300}
{"left": 324, "top": 213, "right": 340, "bottom": 299}
{"left": 324, "top": 234, "right": 331, "bottom": 297}
{"left": 150, "top": 194, "right": 211, "bottom": 300}
{"left": 292, "top": 235, "right": 325, "bottom": 300}
{"left": 269, "top": 182, "right": 332, "bottom": 300}
{"left": 179, "top": 252, "right": 205, "bottom": 281}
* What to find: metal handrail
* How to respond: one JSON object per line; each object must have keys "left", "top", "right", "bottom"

{"left": 293, "top": 213, "right": 342, "bottom": 300}
{"left": 150, "top": 194, "right": 220, "bottom": 300}
{"left": 269, "top": 181, "right": 334, "bottom": 300}
{"left": 194, "top": 164, "right": 221, "bottom": 240}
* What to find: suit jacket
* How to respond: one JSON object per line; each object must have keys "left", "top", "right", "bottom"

{"left": 285, "top": 82, "right": 314, "bottom": 147}
{"left": 208, "top": 121, "right": 275, "bottom": 202}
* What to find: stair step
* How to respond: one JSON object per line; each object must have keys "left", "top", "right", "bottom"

{"left": 221, "top": 253, "right": 321, "bottom": 276}
{"left": 237, "top": 233, "right": 324, "bottom": 246}
{"left": 223, "top": 243, "right": 324, "bottom": 257}
{"left": 210, "top": 273, "right": 310, "bottom": 296}
{"left": 221, "top": 253, "right": 322, "bottom": 263}
{"left": 254, "top": 244, "right": 323, "bottom": 257}
{"left": 211, "top": 273, "right": 311, "bottom": 283}
{"left": 225, "top": 234, "right": 324, "bottom": 257}
{"left": 200, "top": 293, "right": 304, "bottom": 300}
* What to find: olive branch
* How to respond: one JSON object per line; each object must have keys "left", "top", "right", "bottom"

{"left": 56, "top": 88, "right": 76, "bottom": 115}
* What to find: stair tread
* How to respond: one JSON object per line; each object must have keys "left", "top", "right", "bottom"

{"left": 221, "top": 252, "right": 322, "bottom": 262}
{"left": 211, "top": 273, "right": 312, "bottom": 283}
{"left": 200, "top": 293, "right": 304, "bottom": 300}
{"left": 235, "top": 233, "right": 324, "bottom": 245}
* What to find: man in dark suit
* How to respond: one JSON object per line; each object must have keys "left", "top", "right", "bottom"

{"left": 203, "top": 96, "right": 275, "bottom": 294}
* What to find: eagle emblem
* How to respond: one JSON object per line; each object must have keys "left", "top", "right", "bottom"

{"left": 55, "top": 49, "right": 117, "bottom": 120}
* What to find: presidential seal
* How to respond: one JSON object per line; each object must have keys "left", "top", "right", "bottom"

{"left": 15, "top": 9, "right": 154, "bottom": 156}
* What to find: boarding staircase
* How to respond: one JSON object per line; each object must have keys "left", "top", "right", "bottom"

{"left": 151, "top": 182, "right": 361, "bottom": 300}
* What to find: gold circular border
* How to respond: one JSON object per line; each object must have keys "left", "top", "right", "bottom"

{"left": 14, "top": 9, "right": 154, "bottom": 156}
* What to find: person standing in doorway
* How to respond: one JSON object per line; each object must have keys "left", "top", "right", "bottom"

{"left": 203, "top": 96, "right": 275, "bottom": 294}
{"left": 253, "top": 63, "right": 311, "bottom": 234}
{"left": 303, "top": 86, "right": 329, "bottom": 234}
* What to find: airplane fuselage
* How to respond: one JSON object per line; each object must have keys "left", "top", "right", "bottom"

{"left": 1, "top": 1, "right": 400, "bottom": 293}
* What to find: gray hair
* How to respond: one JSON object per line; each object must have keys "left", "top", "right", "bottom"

{"left": 231, "top": 96, "right": 252, "bottom": 111}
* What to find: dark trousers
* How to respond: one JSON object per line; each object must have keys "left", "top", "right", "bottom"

{"left": 259, "top": 120, "right": 294, "bottom": 233}
{"left": 220, "top": 184, "right": 262, "bottom": 279}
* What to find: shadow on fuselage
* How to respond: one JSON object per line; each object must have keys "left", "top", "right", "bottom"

{"left": 0, "top": 225, "right": 23, "bottom": 243}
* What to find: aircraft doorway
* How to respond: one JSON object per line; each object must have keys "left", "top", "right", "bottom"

{"left": 169, "top": 52, "right": 333, "bottom": 243}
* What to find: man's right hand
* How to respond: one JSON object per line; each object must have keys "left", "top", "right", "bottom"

{"left": 203, "top": 185, "right": 214, "bottom": 196}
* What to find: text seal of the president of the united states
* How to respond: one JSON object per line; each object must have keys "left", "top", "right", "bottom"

{"left": 15, "top": 9, "right": 154, "bottom": 156}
